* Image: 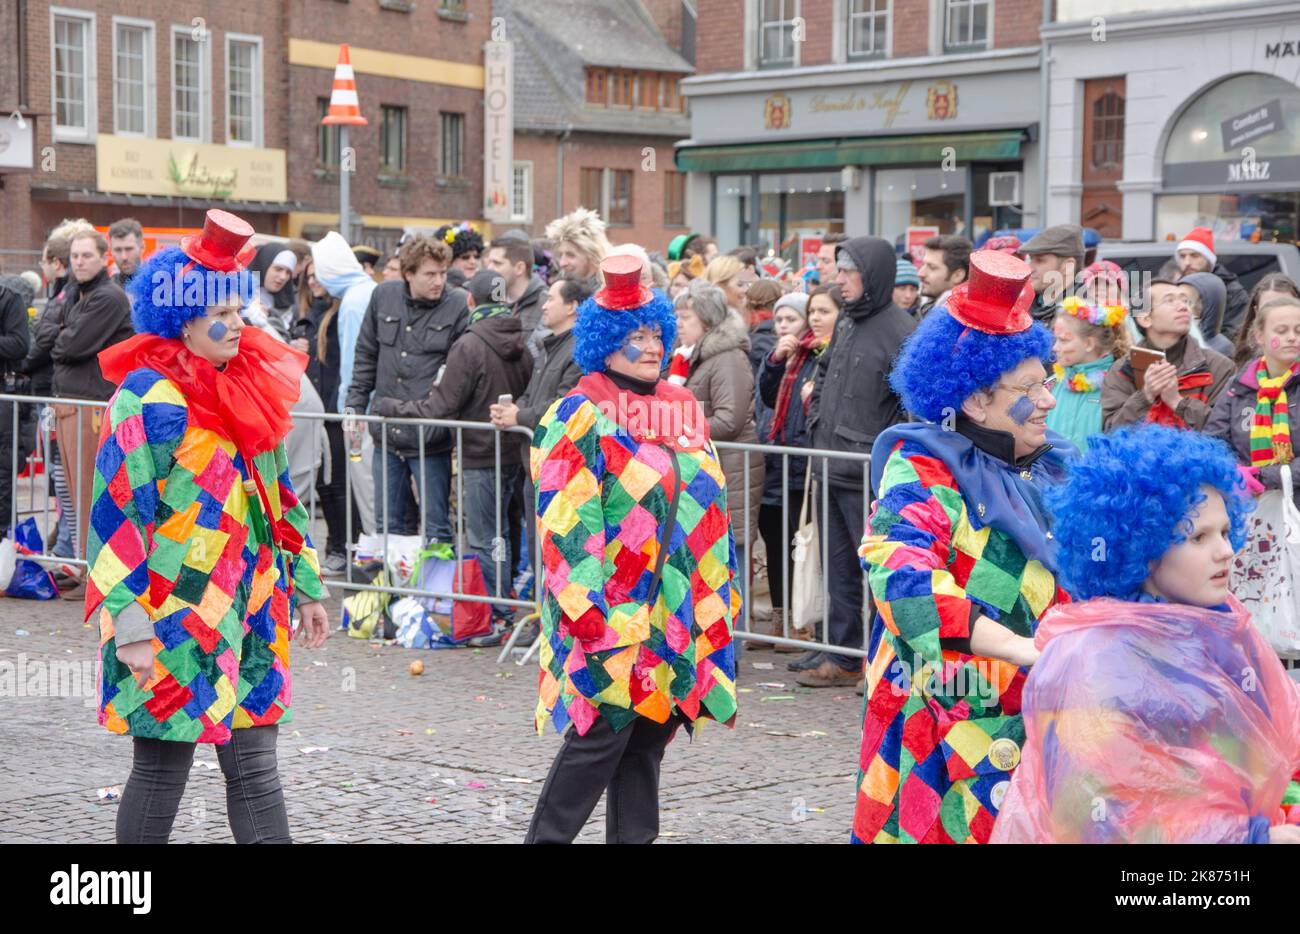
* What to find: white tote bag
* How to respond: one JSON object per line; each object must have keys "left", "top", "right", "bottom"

{"left": 790, "top": 467, "right": 824, "bottom": 632}
{"left": 1231, "top": 464, "right": 1300, "bottom": 658}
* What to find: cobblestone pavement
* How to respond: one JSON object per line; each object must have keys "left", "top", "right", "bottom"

{"left": 0, "top": 591, "right": 864, "bottom": 844}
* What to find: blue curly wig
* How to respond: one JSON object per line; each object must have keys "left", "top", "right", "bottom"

{"left": 571, "top": 289, "right": 677, "bottom": 375}
{"left": 128, "top": 247, "right": 257, "bottom": 338}
{"left": 890, "top": 309, "right": 1055, "bottom": 423}
{"left": 1045, "top": 425, "right": 1252, "bottom": 601}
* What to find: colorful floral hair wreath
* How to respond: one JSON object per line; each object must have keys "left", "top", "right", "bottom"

{"left": 434, "top": 222, "right": 484, "bottom": 259}
{"left": 1061, "top": 295, "right": 1127, "bottom": 328}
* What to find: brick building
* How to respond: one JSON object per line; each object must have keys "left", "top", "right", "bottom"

{"left": 499, "top": 0, "right": 694, "bottom": 256}
{"left": 682, "top": 0, "right": 1048, "bottom": 266}
{"left": 0, "top": 0, "right": 491, "bottom": 272}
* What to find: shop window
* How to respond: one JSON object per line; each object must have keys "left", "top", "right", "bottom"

{"left": 715, "top": 175, "right": 755, "bottom": 251}
{"left": 758, "top": 172, "right": 847, "bottom": 265}
{"left": 585, "top": 67, "right": 608, "bottom": 106}
{"left": 848, "top": 0, "right": 888, "bottom": 60}
{"left": 758, "top": 0, "right": 799, "bottom": 69}
{"left": 944, "top": 0, "right": 989, "bottom": 53}
{"left": 874, "top": 167, "right": 969, "bottom": 240}
{"left": 664, "top": 171, "right": 687, "bottom": 227}
{"left": 381, "top": 105, "right": 407, "bottom": 174}
{"left": 52, "top": 9, "right": 96, "bottom": 142}
{"left": 317, "top": 98, "right": 340, "bottom": 167}
{"left": 1091, "top": 92, "right": 1124, "bottom": 171}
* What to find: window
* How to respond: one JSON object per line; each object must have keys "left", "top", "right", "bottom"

{"left": 172, "top": 28, "right": 210, "bottom": 141}
{"left": 317, "top": 98, "right": 340, "bottom": 167}
{"left": 609, "top": 170, "right": 633, "bottom": 225}
{"left": 638, "top": 72, "right": 659, "bottom": 109}
{"left": 1091, "top": 92, "right": 1125, "bottom": 171}
{"left": 944, "top": 0, "right": 990, "bottom": 52}
{"left": 51, "top": 9, "right": 96, "bottom": 142}
{"left": 585, "top": 67, "right": 608, "bottom": 106}
{"left": 611, "top": 71, "right": 635, "bottom": 108}
{"left": 580, "top": 168, "right": 604, "bottom": 212}
{"left": 226, "top": 35, "right": 262, "bottom": 146}
{"left": 113, "top": 20, "right": 152, "bottom": 137}
{"left": 664, "top": 171, "right": 686, "bottom": 227}
{"left": 440, "top": 112, "right": 464, "bottom": 177}
{"left": 381, "top": 105, "right": 407, "bottom": 174}
{"left": 511, "top": 162, "right": 533, "bottom": 222}
{"left": 662, "top": 76, "right": 682, "bottom": 112}
{"left": 848, "top": 0, "right": 888, "bottom": 59}
{"left": 758, "top": 0, "right": 799, "bottom": 68}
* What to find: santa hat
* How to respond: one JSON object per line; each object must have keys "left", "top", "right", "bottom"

{"left": 1177, "top": 227, "right": 1216, "bottom": 265}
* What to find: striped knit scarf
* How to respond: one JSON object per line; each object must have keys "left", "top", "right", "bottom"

{"left": 1250, "top": 359, "right": 1298, "bottom": 466}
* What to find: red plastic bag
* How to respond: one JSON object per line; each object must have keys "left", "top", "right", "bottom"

{"left": 991, "top": 597, "right": 1300, "bottom": 844}
{"left": 447, "top": 556, "right": 492, "bottom": 643}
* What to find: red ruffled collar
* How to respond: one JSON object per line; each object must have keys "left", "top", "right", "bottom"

{"left": 574, "top": 372, "right": 709, "bottom": 451}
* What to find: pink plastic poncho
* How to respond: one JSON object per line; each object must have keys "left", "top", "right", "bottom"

{"left": 991, "top": 597, "right": 1300, "bottom": 844}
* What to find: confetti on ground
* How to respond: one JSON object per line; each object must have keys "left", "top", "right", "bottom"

{"left": 96, "top": 786, "right": 121, "bottom": 802}
{"left": 803, "top": 730, "right": 828, "bottom": 738}
{"left": 14, "top": 629, "right": 29, "bottom": 636}
{"left": 737, "top": 687, "right": 753, "bottom": 693}
{"left": 312, "top": 660, "right": 328, "bottom": 667}
{"left": 474, "top": 695, "right": 487, "bottom": 702}
{"left": 424, "top": 728, "right": 437, "bottom": 735}
{"left": 751, "top": 662, "right": 774, "bottom": 670}
{"left": 191, "top": 761, "right": 218, "bottom": 771}
{"left": 500, "top": 777, "right": 534, "bottom": 784}
{"left": 756, "top": 682, "right": 786, "bottom": 689}
{"left": 442, "top": 778, "right": 457, "bottom": 786}
{"left": 299, "top": 746, "right": 330, "bottom": 755}
{"left": 760, "top": 695, "right": 795, "bottom": 702}
{"left": 393, "top": 729, "right": 413, "bottom": 736}
{"left": 466, "top": 780, "right": 487, "bottom": 789}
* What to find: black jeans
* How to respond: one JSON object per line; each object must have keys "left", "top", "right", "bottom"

{"left": 0, "top": 397, "right": 16, "bottom": 533}
{"left": 316, "top": 420, "right": 361, "bottom": 557}
{"left": 115, "top": 725, "right": 291, "bottom": 844}
{"left": 823, "top": 484, "right": 866, "bottom": 670}
{"left": 525, "top": 714, "right": 683, "bottom": 844}
{"left": 757, "top": 487, "right": 806, "bottom": 612}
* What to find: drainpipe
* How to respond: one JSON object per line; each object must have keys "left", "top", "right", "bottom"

{"left": 1039, "top": 0, "right": 1051, "bottom": 227}
{"left": 556, "top": 123, "right": 573, "bottom": 219}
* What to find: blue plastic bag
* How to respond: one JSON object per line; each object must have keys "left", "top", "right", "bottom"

{"left": 7, "top": 518, "right": 57, "bottom": 600}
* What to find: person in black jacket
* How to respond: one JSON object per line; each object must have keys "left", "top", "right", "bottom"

{"left": 484, "top": 237, "right": 549, "bottom": 360}
{"left": 0, "top": 280, "right": 32, "bottom": 534}
{"left": 34, "top": 229, "right": 135, "bottom": 560}
{"left": 798, "top": 236, "right": 916, "bottom": 687}
{"left": 346, "top": 235, "right": 469, "bottom": 542}
{"left": 377, "top": 270, "right": 533, "bottom": 631}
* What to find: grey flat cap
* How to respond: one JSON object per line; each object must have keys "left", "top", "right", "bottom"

{"left": 1021, "top": 224, "right": 1084, "bottom": 257}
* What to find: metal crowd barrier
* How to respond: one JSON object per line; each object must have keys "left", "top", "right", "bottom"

{"left": 1, "top": 392, "right": 875, "bottom": 664}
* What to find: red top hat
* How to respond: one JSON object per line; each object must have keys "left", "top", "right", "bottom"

{"left": 946, "top": 249, "right": 1035, "bottom": 335}
{"left": 180, "top": 209, "right": 256, "bottom": 273}
{"left": 594, "top": 254, "right": 654, "bottom": 310}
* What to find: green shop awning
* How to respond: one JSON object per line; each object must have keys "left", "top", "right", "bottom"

{"left": 675, "top": 130, "right": 1025, "bottom": 173}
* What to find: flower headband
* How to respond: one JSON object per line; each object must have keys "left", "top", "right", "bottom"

{"left": 1061, "top": 295, "right": 1127, "bottom": 328}
{"left": 444, "top": 222, "right": 475, "bottom": 245}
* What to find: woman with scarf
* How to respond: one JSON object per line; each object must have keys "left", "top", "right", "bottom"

{"left": 754, "top": 287, "right": 838, "bottom": 650}
{"left": 525, "top": 255, "right": 739, "bottom": 844}
{"left": 90, "top": 210, "right": 329, "bottom": 843}
{"left": 992, "top": 425, "right": 1300, "bottom": 843}
{"left": 853, "top": 250, "right": 1077, "bottom": 844}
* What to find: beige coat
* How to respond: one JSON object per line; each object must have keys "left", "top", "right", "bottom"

{"left": 686, "top": 309, "right": 765, "bottom": 552}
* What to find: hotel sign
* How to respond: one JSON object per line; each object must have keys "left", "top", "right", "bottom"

{"left": 482, "top": 40, "right": 514, "bottom": 223}
{"left": 96, "top": 135, "right": 287, "bottom": 202}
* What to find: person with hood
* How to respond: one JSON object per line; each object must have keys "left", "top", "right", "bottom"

{"left": 1176, "top": 227, "right": 1250, "bottom": 341}
{"left": 311, "top": 231, "right": 380, "bottom": 537}
{"left": 1178, "top": 271, "right": 1234, "bottom": 357}
{"left": 854, "top": 250, "right": 1075, "bottom": 844}
{"left": 346, "top": 234, "right": 469, "bottom": 543}
{"left": 375, "top": 268, "right": 532, "bottom": 627}
{"left": 244, "top": 244, "right": 298, "bottom": 337}
{"left": 484, "top": 236, "right": 549, "bottom": 359}
{"left": 798, "top": 236, "right": 915, "bottom": 687}
{"left": 1102, "top": 278, "right": 1235, "bottom": 431}
{"left": 674, "top": 280, "right": 765, "bottom": 637}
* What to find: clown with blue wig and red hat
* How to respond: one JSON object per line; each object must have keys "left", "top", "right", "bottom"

{"left": 525, "top": 252, "right": 740, "bottom": 844}
{"left": 87, "top": 208, "right": 329, "bottom": 843}
{"left": 852, "top": 249, "right": 1080, "bottom": 844}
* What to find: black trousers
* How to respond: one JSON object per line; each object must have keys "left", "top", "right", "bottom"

{"left": 316, "top": 420, "right": 361, "bottom": 557}
{"left": 0, "top": 398, "right": 16, "bottom": 533}
{"left": 525, "top": 714, "right": 683, "bottom": 844}
{"left": 824, "top": 484, "right": 867, "bottom": 669}
{"left": 757, "top": 486, "right": 806, "bottom": 612}
{"left": 115, "top": 725, "right": 291, "bottom": 844}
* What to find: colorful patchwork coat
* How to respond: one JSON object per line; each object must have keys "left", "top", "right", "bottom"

{"left": 531, "top": 372, "right": 739, "bottom": 736}
{"left": 853, "top": 424, "right": 1070, "bottom": 843}
{"left": 88, "top": 368, "right": 324, "bottom": 744}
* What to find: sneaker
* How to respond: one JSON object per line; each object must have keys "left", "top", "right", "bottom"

{"left": 795, "top": 659, "right": 861, "bottom": 688}
{"left": 468, "top": 623, "right": 508, "bottom": 648}
{"left": 320, "top": 553, "right": 348, "bottom": 577}
{"left": 786, "top": 650, "right": 825, "bottom": 672}
{"left": 512, "top": 619, "right": 541, "bottom": 646}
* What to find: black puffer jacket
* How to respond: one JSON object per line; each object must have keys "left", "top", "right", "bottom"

{"left": 515, "top": 328, "right": 582, "bottom": 461}
{"left": 808, "top": 236, "right": 916, "bottom": 490}
{"left": 1213, "top": 262, "right": 1250, "bottom": 342}
{"left": 345, "top": 279, "right": 469, "bottom": 454}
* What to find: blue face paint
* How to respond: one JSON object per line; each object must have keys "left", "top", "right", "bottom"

{"left": 1008, "top": 395, "right": 1036, "bottom": 426}
{"left": 621, "top": 343, "right": 643, "bottom": 362}
{"left": 207, "top": 321, "right": 229, "bottom": 342}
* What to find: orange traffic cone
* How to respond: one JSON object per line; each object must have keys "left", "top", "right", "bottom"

{"left": 321, "top": 44, "right": 369, "bottom": 127}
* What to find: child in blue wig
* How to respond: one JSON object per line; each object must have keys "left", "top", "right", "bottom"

{"left": 992, "top": 424, "right": 1300, "bottom": 844}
